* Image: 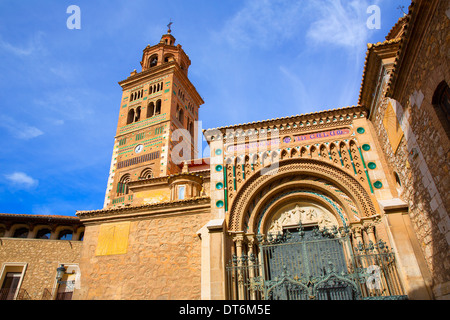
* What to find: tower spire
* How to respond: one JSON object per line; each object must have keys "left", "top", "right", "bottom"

{"left": 160, "top": 20, "right": 176, "bottom": 46}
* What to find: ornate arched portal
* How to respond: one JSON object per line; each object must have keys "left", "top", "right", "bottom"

{"left": 228, "top": 158, "right": 378, "bottom": 233}
{"left": 225, "top": 159, "right": 406, "bottom": 300}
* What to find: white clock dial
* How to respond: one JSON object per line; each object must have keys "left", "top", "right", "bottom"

{"left": 135, "top": 144, "right": 143, "bottom": 153}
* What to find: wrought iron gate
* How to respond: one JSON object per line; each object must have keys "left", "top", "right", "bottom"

{"left": 226, "top": 225, "right": 407, "bottom": 300}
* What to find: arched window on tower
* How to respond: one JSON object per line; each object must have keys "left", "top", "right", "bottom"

{"left": 127, "top": 109, "right": 135, "bottom": 125}
{"left": 155, "top": 100, "right": 161, "bottom": 115}
{"left": 135, "top": 107, "right": 141, "bottom": 122}
{"left": 188, "top": 120, "right": 194, "bottom": 137}
{"left": 164, "top": 54, "right": 174, "bottom": 63}
{"left": 147, "top": 102, "right": 155, "bottom": 118}
{"left": 149, "top": 55, "right": 158, "bottom": 68}
{"left": 140, "top": 168, "right": 153, "bottom": 180}
{"left": 117, "top": 174, "right": 131, "bottom": 195}
{"left": 177, "top": 105, "right": 184, "bottom": 126}
{"left": 432, "top": 81, "right": 450, "bottom": 139}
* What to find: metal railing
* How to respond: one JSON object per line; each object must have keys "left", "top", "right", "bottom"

{"left": 0, "top": 287, "right": 74, "bottom": 300}
{"left": 41, "top": 288, "right": 53, "bottom": 300}
{"left": 40, "top": 287, "right": 74, "bottom": 300}
{"left": 352, "top": 240, "right": 406, "bottom": 299}
{"left": 226, "top": 229, "right": 407, "bottom": 300}
{"left": 0, "top": 288, "right": 31, "bottom": 300}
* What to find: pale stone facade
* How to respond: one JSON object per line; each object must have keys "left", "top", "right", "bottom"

{"left": 0, "top": 214, "right": 83, "bottom": 300}
{"left": 360, "top": 0, "right": 450, "bottom": 299}
{"left": 74, "top": 199, "right": 210, "bottom": 300}
{"left": 0, "top": 239, "right": 82, "bottom": 300}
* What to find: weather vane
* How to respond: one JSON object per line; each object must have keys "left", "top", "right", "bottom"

{"left": 397, "top": 5, "right": 407, "bottom": 16}
{"left": 167, "top": 19, "right": 173, "bottom": 33}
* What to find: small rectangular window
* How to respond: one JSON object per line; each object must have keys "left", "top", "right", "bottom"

{"left": 178, "top": 185, "right": 186, "bottom": 200}
{"left": 0, "top": 263, "right": 27, "bottom": 300}
{"left": 118, "top": 138, "right": 127, "bottom": 146}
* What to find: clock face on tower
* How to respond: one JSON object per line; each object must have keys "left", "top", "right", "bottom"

{"left": 135, "top": 144, "right": 143, "bottom": 154}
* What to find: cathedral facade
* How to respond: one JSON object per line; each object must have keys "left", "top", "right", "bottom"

{"left": 1, "top": 0, "right": 449, "bottom": 300}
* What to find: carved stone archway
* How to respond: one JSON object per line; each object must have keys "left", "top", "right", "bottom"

{"left": 248, "top": 183, "right": 353, "bottom": 235}
{"left": 228, "top": 158, "right": 378, "bottom": 232}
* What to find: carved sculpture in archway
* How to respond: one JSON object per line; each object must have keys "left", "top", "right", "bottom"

{"left": 267, "top": 203, "right": 339, "bottom": 235}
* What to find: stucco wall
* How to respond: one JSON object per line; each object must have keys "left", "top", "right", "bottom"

{"left": 0, "top": 238, "right": 82, "bottom": 300}
{"left": 74, "top": 208, "right": 210, "bottom": 300}
{"left": 372, "top": 1, "right": 450, "bottom": 299}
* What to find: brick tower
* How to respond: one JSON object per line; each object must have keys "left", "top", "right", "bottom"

{"left": 103, "top": 25, "right": 204, "bottom": 208}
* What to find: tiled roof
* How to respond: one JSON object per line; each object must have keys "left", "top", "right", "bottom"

{"left": 358, "top": 38, "right": 402, "bottom": 106}
{"left": 386, "top": 15, "right": 408, "bottom": 40}
{"left": 0, "top": 213, "right": 81, "bottom": 226}
{"left": 77, "top": 196, "right": 211, "bottom": 217}
{"left": 0, "top": 213, "right": 79, "bottom": 220}
{"left": 385, "top": 0, "right": 418, "bottom": 98}
{"left": 204, "top": 105, "right": 366, "bottom": 132}
{"left": 357, "top": 1, "right": 416, "bottom": 106}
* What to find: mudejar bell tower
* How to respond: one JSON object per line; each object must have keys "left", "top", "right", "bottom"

{"left": 103, "top": 25, "right": 204, "bottom": 208}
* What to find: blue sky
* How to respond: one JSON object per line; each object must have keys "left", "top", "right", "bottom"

{"left": 0, "top": 0, "right": 410, "bottom": 216}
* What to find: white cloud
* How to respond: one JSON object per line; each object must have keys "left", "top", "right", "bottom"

{"left": 0, "top": 31, "right": 46, "bottom": 57}
{"left": 32, "top": 204, "right": 52, "bottom": 215}
{"left": 33, "top": 89, "right": 95, "bottom": 122}
{"left": 5, "top": 172, "right": 39, "bottom": 189}
{"left": 0, "top": 115, "right": 44, "bottom": 140}
{"left": 217, "top": 0, "right": 304, "bottom": 49}
{"left": 306, "top": 0, "right": 378, "bottom": 49}
{"left": 215, "top": 0, "right": 381, "bottom": 51}
{"left": 279, "top": 66, "right": 314, "bottom": 112}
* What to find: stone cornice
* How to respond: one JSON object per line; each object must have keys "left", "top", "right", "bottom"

{"left": 76, "top": 196, "right": 211, "bottom": 224}
{"left": 203, "top": 106, "right": 367, "bottom": 140}
{"left": 0, "top": 213, "right": 82, "bottom": 226}
{"left": 358, "top": 39, "right": 401, "bottom": 111}
{"left": 168, "top": 172, "right": 204, "bottom": 185}
{"left": 204, "top": 105, "right": 367, "bottom": 142}
{"left": 119, "top": 62, "right": 204, "bottom": 107}
{"left": 386, "top": 0, "right": 440, "bottom": 100}
{"left": 385, "top": 16, "right": 408, "bottom": 40}
{"left": 128, "top": 175, "right": 169, "bottom": 189}
{"left": 127, "top": 170, "right": 210, "bottom": 191}
{"left": 119, "top": 62, "right": 176, "bottom": 89}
